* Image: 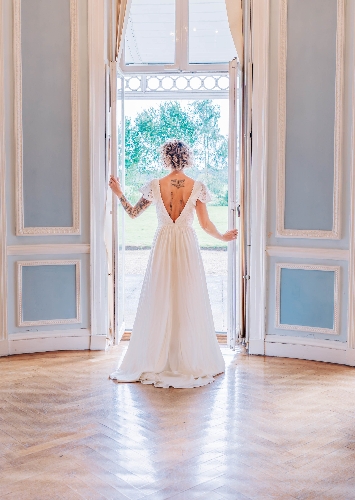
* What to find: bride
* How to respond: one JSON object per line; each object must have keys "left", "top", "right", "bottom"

{"left": 109, "top": 140, "right": 237, "bottom": 388}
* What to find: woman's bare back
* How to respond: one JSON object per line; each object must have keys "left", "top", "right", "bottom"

{"left": 159, "top": 174, "right": 195, "bottom": 222}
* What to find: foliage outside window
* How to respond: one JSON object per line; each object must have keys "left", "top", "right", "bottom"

{"left": 124, "top": 100, "right": 228, "bottom": 206}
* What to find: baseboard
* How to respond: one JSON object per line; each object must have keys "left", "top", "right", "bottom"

{"left": 9, "top": 329, "right": 90, "bottom": 341}
{"left": 248, "top": 339, "right": 265, "bottom": 355}
{"left": 115, "top": 322, "right": 126, "bottom": 345}
{"left": 9, "top": 335, "right": 91, "bottom": 355}
{"left": 265, "top": 335, "right": 346, "bottom": 350}
{"left": 0, "top": 340, "right": 8, "bottom": 356}
{"left": 90, "top": 335, "right": 107, "bottom": 350}
{"left": 2, "top": 329, "right": 108, "bottom": 355}
{"left": 346, "top": 348, "right": 355, "bottom": 366}
{"left": 265, "top": 341, "right": 347, "bottom": 365}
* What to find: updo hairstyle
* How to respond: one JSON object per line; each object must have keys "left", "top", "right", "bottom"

{"left": 160, "top": 140, "right": 193, "bottom": 171}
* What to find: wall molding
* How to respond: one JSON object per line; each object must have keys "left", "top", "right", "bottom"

{"left": 0, "top": 340, "right": 8, "bottom": 357}
{"left": 9, "top": 328, "right": 90, "bottom": 341}
{"left": 275, "top": 263, "right": 340, "bottom": 335}
{"left": 7, "top": 244, "right": 90, "bottom": 256}
{"left": 13, "top": 0, "right": 80, "bottom": 236}
{"left": 347, "top": 10, "right": 355, "bottom": 351}
{"left": 265, "top": 341, "right": 347, "bottom": 365}
{"left": 90, "top": 335, "right": 107, "bottom": 350}
{"left": 0, "top": 0, "right": 7, "bottom": 343}
{"left": 248, "top": 0, "right": 269, "bottom": 354}
{"left": 276, "top": 0, "right": 345, "bottom": 239}
{"left": 265, "top": 334, "right": 346, "bottom": 350}
{"left": 88, "top": 0, "right": 109, "bottom": 341}
{"left": 1, "top": 330, "right": 107, "bottom": 357}
{"left": 17, "top": 260, "right": 81, "bottom": 327}
{"left": 8, "top": 334, "right": 90, "bottom": 355}
{"left": 266, "top": 246, "right": 349, "bottom": 261}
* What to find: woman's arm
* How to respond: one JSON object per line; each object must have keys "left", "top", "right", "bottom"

{"left": 195, "top": 200, "right": 238, "bottom": 242}
{"left": 109, "top": 175, "right": 151, "bottom": 219}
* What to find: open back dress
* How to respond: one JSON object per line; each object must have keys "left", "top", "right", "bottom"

{"left": 109, "top": 178, "right": 225, "bottom": 388}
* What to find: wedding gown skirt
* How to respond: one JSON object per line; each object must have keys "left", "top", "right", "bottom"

{"left": 110, "top": 179, "right": 225, "bottom": 388}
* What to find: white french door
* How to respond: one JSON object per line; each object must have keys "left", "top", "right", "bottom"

{"left": 110, "top": 62, "right": 126, "bottom": 344}
{"left": 227, "top": 59, "right": 244, "bottom": 349}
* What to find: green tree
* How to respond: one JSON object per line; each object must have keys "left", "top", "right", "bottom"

{"left": 125, "top": 100, "right": 228, "bottom": 205}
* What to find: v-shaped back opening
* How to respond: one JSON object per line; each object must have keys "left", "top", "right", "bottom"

{"left": 158, "top": 179, "right": 196, "bottom": 223}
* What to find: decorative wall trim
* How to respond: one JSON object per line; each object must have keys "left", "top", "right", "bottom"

{"left": 0, "top": 340, "right": 8, "bottom": 357}
{"left": 88, "top": 0, "right": 109, "bottom": 340}
{"left": 8, "top": 244, "right": 90, "bottom": 256}
{"left": 2, "top": 330, "right": 107, "bottom": 357}
{"left": 348, "top": 19, "right": 355, "bottom": 350}
{"left": 17, "top": 260, "right": 81, "bottom": 327}
{"left": 248, "top": 0, "right": 269, "bottom": 354}
{"left": 8, "top": 334, "right": 90, "bottom": 355}
{"left": 13, "top": 0, "right": 80, "bottom": 235}
{"left": 276, "top": 0, "right": 345, "bottom": 239}
{"left": 265, "top": 342, "right": 347, "bottom": 365}
{"left": 9, "top": 328, "right": 90, "bottom": 341}
{"left": 265, "top": 334, "right": 346, "bottom": 350}
{"left": 266, "top": 246, "right": 349, "bottom": 261}
{"left": 0, "top": 0, "right": 7, "bottom": 343}
{"left": 275, "top": 263, "right": 340, "bottom": 335}
{"left": 90, "top": 335, "right": 107, "bottom": 350}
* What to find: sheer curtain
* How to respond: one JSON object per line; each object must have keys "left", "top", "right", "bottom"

{"left": 225, "top": 0, "right": 243, "bottom": 66}
{"left": 115, "top": 0, "right": 132, "bottom": 61}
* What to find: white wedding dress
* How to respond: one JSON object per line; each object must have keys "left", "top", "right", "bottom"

{"left": 110, "top": 179, "right": 225, "bottom": 388}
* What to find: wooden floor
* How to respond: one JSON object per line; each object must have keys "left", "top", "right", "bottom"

{"left": 1, "top": 344, "right": 355, "bottom": 500}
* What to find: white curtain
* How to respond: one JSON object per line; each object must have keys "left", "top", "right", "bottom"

{"left": 226, "top": 0, "right": 243, "bottom": 66}
{"left": 115, "top": 0, "right": 132, "bottom": 61}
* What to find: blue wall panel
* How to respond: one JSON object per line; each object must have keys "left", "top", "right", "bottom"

{"left": 22, "top": 264, "right": 77, "bottom": 322}
{"left": 280, "top": 268, "right": 334, "bottom": 329}
{"left": 21, "top": 0, "right": 73, "bottom": 227}
{"left": 284, "top": 0, "right": 337, "bottom": 231}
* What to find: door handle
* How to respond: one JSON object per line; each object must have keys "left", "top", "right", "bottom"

{"left": 237, "top": 205, "right": 241, "bottom": 217}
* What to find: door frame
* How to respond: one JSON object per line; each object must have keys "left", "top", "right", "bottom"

{"left": 0, "top": 0, "right": 8, "bottom": 355}
{"left": 88, "top": 0, "right": 252, "bottom": 348}
{"left": 110, "top": 65, "right": 126, "bottom": 345}
{"left": 227, "top": 59, "right": 243, "bottom": 348}
{"left": 247, "top": 0, "right": 269, "bottom": 355}
{"left": 88, "top": 0, "right": 109, "bottom": 349}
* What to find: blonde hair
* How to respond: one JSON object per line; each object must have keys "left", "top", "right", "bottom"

{"left": 161, "top": 140, "right": 193, "bottom": 171}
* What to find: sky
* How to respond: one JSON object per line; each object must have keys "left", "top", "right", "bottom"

{"left": 124, "top": 98, "right": 229, "bottom": 136}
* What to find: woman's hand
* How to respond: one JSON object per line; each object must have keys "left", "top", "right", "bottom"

{"left": 109, "top": 175, "right": 123, "bottom": 198}
{"left": 222, "top": 229, "right": 238, "bottom": 242}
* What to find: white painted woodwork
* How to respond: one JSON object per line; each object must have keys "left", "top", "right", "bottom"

{"left": 0, "top": 0, "right": 7, "bottom": 344}
{"left": 7, "top": 244, "right": 90, "bottom": 255}
{"left": 248, "top": 0, "right": 269, "bottom": 355}
{"left": 13, "top": 0, "right": 80, "bottom": 236}
{"left": 88, "top": 0, "right": 109, "bottom": 347}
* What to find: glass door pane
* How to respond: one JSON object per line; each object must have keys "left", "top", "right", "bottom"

{"left": 189, "top": 0, "right": 236, "bottom": 64}
{"left": 111, "top": 65, "right": 126, "bottom": 344}
{"left": 227, "top": 59, "right": 241, "bottom": 349}
{"left": 125, "top": 0, "right": 175, "bottom": 65}
{"left": 105, "top": 65, "right": 114, "bottom": 345}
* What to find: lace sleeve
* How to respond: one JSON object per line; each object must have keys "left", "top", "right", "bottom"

{"left": 139, "top": 180, "right": 154, "bottom": 202}
{"left": 197, "top": 182, "right": 212, "bottom": 204}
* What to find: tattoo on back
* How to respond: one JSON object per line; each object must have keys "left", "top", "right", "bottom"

{"left": 119, "top": 194, "right": 151, "bottom": 219}
{"left": 171, "top": 179, "right": 185, "bottom": 189}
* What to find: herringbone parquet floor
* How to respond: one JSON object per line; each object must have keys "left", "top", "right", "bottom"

{"left": 1, "top": 344, "right": 355, "bottom": 499}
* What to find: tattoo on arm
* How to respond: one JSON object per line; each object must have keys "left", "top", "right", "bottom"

{"left": 119, "top": 195, "right": 151, "bottom": 219}
{"left": 171, "top": 179, "right": 185, "bottom": 189}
